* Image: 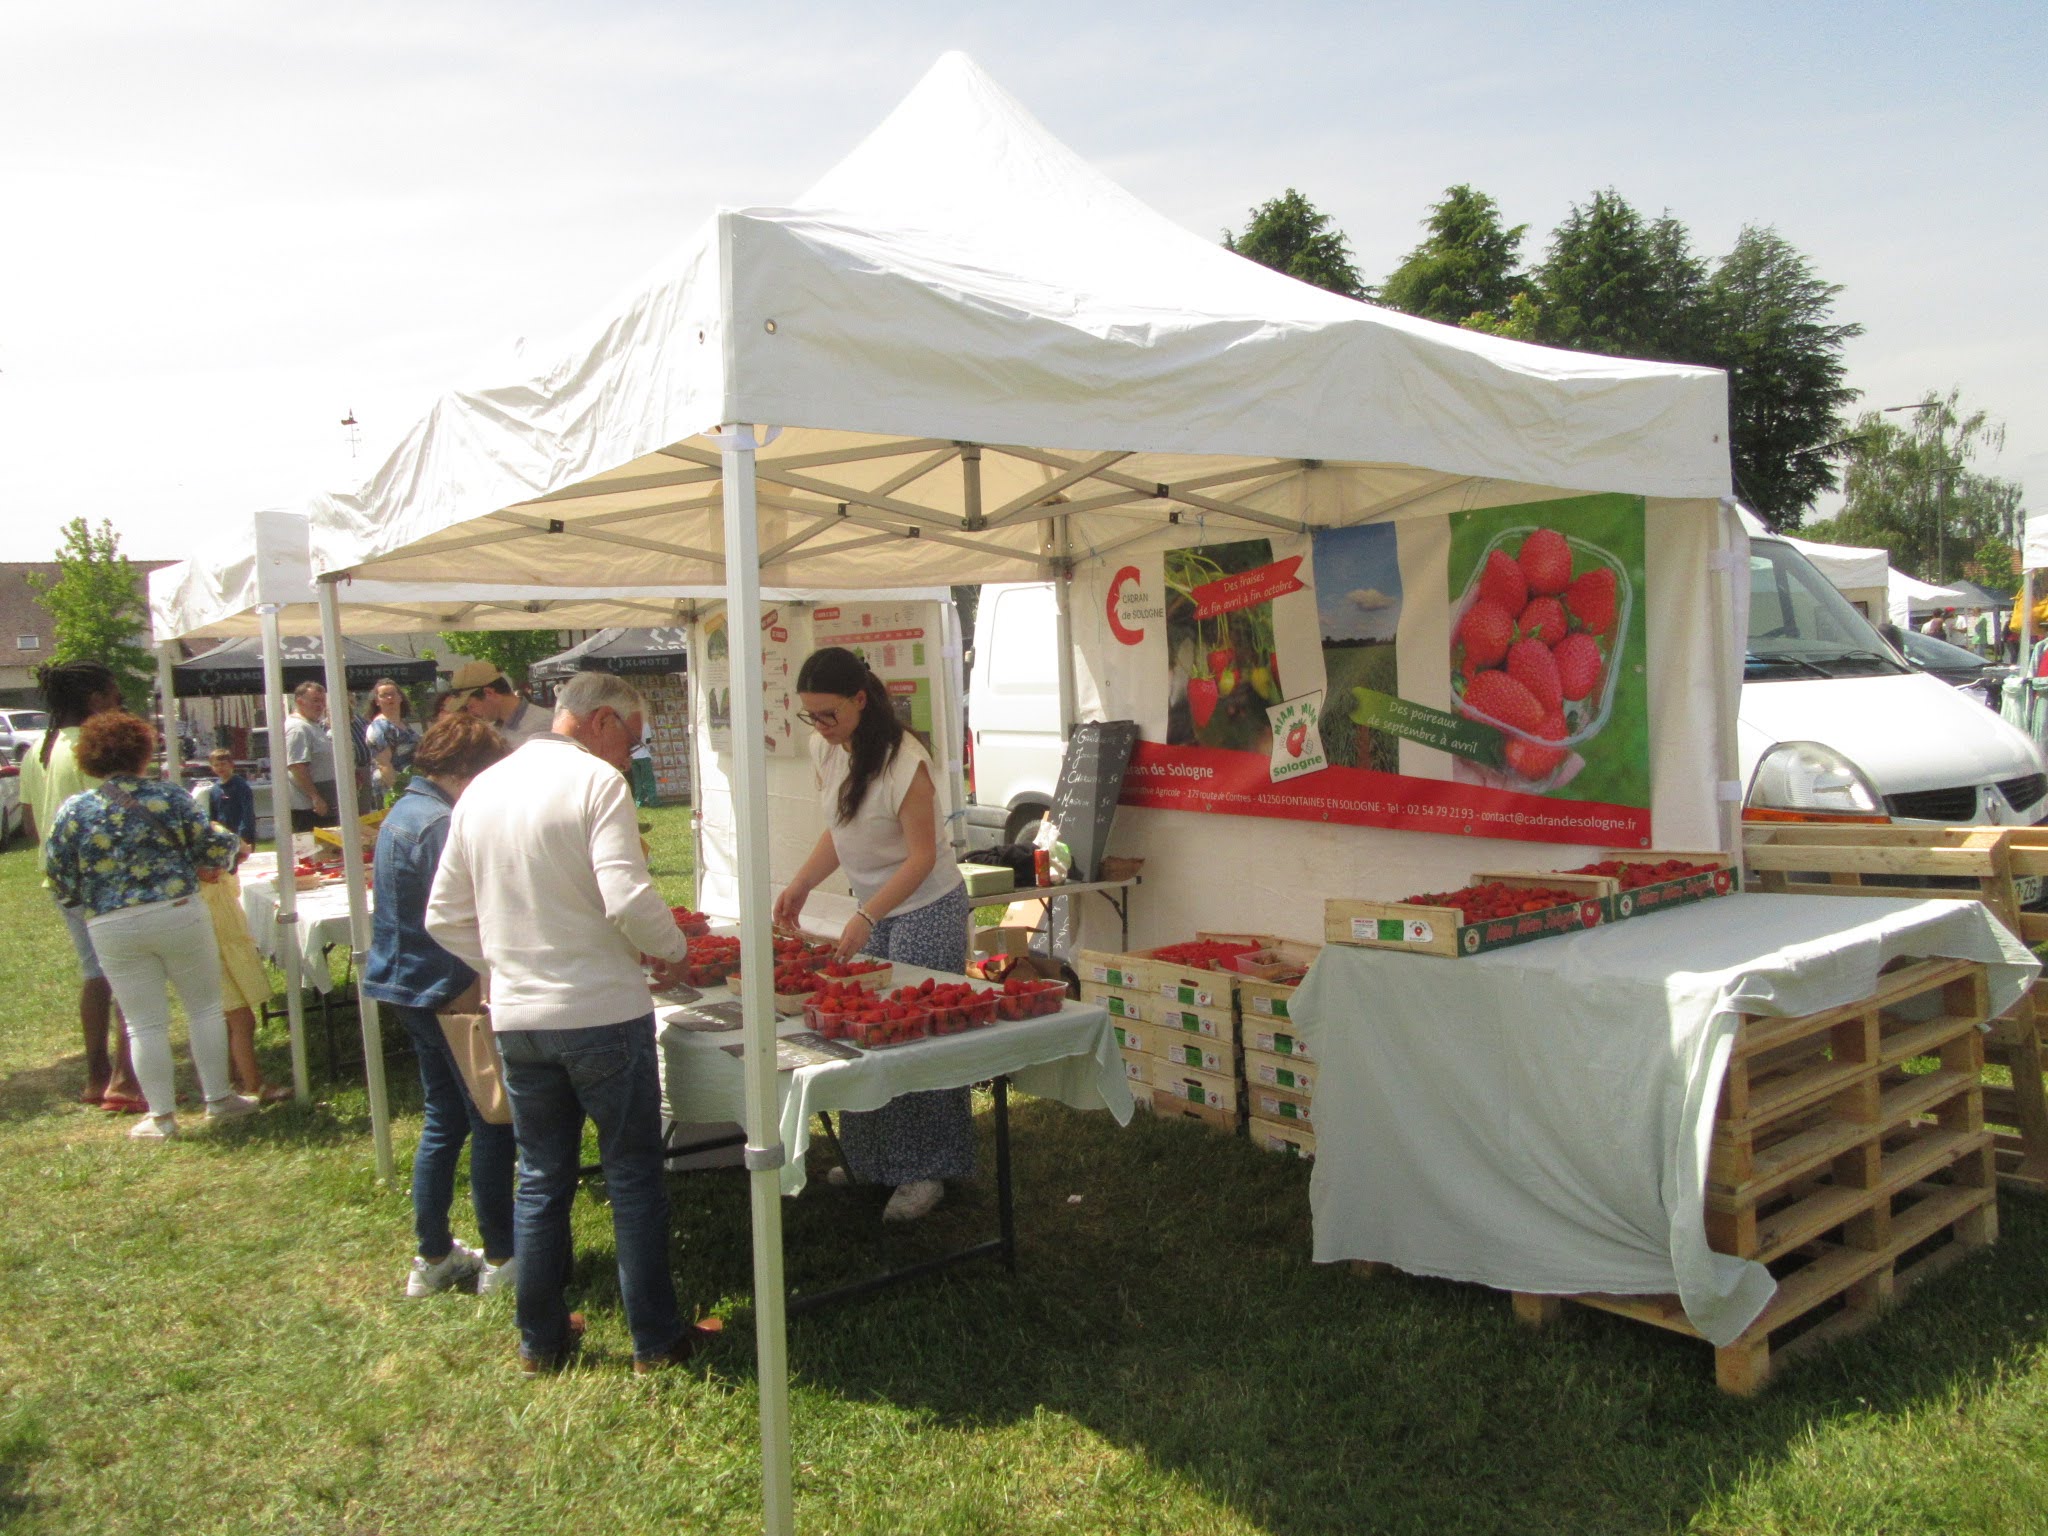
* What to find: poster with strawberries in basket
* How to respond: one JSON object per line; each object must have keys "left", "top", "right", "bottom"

{"left": 1116, "top": 494, "right": 1651, "bottom": 846}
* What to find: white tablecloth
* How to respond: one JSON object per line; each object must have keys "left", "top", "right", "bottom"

{"left": 1293, "top": 894, "right": 2037, "bottom": 1346}
{"left": 659, "top": 964, "right": 1134, "bottom": 1195}
{"left": 239, "top": 872, "right": 364, "bottom": 994}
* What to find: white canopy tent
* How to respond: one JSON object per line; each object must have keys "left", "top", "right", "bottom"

{"left": 305, "top": 53, "right": 1737, "bottom": 1536}
{"left": 1888, "top": 568, "right": 1971, "bottom": 628}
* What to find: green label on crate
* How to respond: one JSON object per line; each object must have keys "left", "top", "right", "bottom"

{"left": 1250, "top": 995, "right": 1292, "bottom": 1020}
{"left": 1162, "top": 983, "right": 1215, "bottom": 1007}
{"left": 1161, "top": 1010, "right": 1218, "bottom": 1037}
{"left": 1112, "top": 1024, "right": 1134, "bottom": 1049}
{"left": 1105, "top": 994, "right": 1132, "bottom": 1019}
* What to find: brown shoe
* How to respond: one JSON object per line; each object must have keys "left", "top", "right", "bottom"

{"left": 519, "top": 1311, "right": 586, "bottom": 1376}
{"left": 633, "top": 1317, "right": 725, "bottom": 1374}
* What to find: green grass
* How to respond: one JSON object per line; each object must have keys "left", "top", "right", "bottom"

{"left": 4, "top": 807, "right": 2048, "bottom": 1532}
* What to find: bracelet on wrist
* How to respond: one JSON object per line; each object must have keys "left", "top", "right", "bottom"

{"left": 855, "top": 906, "right": 875, "bottom": 925}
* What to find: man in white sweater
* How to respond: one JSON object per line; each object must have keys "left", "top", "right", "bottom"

{"left": 426, "top": 670, "right": 715, "bottom": 1374}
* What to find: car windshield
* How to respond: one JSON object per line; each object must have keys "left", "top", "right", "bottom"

{"left": 4, "top": 712, "right": 47, "bottom": 731}
{"left": 1899, "top": 628, "right": 1987, "bottom": 673}
{"left": 1747, "top": 539, "right": 1911, "bottom": 680}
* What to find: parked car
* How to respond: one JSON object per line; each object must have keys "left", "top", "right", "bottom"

{"left": 0, "top": 759, "right": 19, "bottom": 846}
{"left": 0, "top": 709, "right": 49, "bottom": 764}
{"left": 1742, "top": 535, "right": 2046, "bottom": 826}
{"left": 1891, "top": 626, "right": 2011, "bottom": 708}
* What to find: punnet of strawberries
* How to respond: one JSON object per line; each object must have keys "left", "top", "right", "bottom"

{"left": 1148, "top": 938, "right": 1263, "bottom": 971}
{"left": 681, "top": 933, "right": 741, "bottom": 988}
{"left": 669, "top": 906, "right": 711, "bottom": 936}
{"left": 1400, "top": 882, "right": 1586, "bottom": 922}
{"left": 993, "top": 976, "right": 1067, "bottom": 1020}
{"left": 1567, "top": 858, "right": 1720, "bottom": 890}
{"left": 888, "top": 977, "right": 1001, "bottom": 1035}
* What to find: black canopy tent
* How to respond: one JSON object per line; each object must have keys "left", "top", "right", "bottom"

{"left": 529, "top": 626, "right": 689, "bottom": 682}
{"left": 172, "top": 635, "right": 438, "bottom": 697}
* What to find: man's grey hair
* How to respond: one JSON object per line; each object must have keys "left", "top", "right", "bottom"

{"left": 552, "top": 670, "right": 644, "bottom": 724}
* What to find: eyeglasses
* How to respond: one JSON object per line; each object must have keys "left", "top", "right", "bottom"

{"left": 795, "top": 708, "right": 840, "bottom": 728}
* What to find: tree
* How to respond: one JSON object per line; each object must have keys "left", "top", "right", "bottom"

{"left": 1802, "top": 388, "right": 2016, "bottom": 584}
{"left": 1701, "top": 226, "right": 1863, "bottom": 528}
{"left": 28, "top": 517, "right": 154, "bottom": 707}
{"left": 1378, "top": 185, "right": 1530, "bottom": 328}
{"left": 1534, "top": 190, "right": 1707, "bottom": 361}
{"left": 1223, "top": 189, "right": 1368, "bottom": 300}
{"left": 437, "top": 630, "right": 566, "bottom": 688}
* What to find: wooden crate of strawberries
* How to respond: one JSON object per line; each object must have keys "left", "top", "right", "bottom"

{"left": 1326, "top": 875, "right": 1610, "bottom": 959}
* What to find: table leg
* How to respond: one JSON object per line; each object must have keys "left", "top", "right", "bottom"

{"left": 994, "top": 1075, "right": 1016, "bottom": 1274}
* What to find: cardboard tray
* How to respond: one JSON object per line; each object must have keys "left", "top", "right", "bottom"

{"left": 1561, "top": 850, "right": 1738, "bottom": 920}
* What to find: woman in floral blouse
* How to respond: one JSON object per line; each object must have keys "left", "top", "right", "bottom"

{"left": 44, "top": 712, "right": 254, "bottom": 1140}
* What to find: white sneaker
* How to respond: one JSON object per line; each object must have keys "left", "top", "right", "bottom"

{"left": 826, "top": 1165, "right": 852, "bottom": 1188}
{"left": 205, "top": 1093, "right": 260, "bottom": 1121}
{"left": 405, "top": 1240, "right": 485, "bottom": 1297}
{"left": 128, "top": 1114, "right": 177, "bottom": 1141}
{"left": 477, "top": 1255, "right": 518, "bottom": 1296}
{"left": 881, "top": 1179, "right": 944, "bottom": 1223}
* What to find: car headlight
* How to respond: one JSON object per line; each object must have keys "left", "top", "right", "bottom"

{"left": 1746, "top": 741, "right": 1886, "bottom": 817}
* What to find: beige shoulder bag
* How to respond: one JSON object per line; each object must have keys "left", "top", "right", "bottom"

{"left": 436, "top": 978, "right": 512, "bottom": 1125}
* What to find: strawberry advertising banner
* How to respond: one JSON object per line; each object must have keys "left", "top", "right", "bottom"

{"left": 1115, "top": 494, "right": 1653, "bottom": 847}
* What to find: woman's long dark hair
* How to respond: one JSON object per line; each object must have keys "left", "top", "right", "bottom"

{"left": 797, "top": 646, "right": 902, "bottom": 825}
{"left": 36, "top": 661, "right": 117, "bottom": 767}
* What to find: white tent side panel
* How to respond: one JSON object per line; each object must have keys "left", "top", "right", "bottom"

{"left": 1057, "top": 497, "right": 1731, "bottom": 952}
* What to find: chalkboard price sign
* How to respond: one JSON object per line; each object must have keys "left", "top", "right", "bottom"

{"left": 1047, "top": 720, "right": 1140, "bottom": 884}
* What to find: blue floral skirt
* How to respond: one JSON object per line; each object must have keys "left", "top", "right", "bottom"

{"left": 838, "top": 882, "right": 976, "bottom": 1185}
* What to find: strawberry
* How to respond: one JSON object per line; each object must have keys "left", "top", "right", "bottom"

{"left": 1456, "top": 598, "right": 1516, "bottom": 670}
{"left": 1188, "top": 675, "right": 1219, "bottom": 727}
{"left": 1506, "top": 639, "right": 1562, "bottom": 712}
{"left": 1461, "top": 669, "right": 1544, "bottom": 734}
{"left": 1504, "top": 709, "right": 1568, "bottom": 780}
{"left": 1554, "top": 632, "right": 1604, "bottom": 701}
{"left": 1478, "top": 549, "right": 1527, "bottom": 615}
{"left": 1519, "top": 527, "right": 1573, "bottom": 596}
{"left": 1566, "top": 567, "right": 1618, "bottom": 634}
{"left": 1518, "top": 596, "right": 1566, "bottom": 647}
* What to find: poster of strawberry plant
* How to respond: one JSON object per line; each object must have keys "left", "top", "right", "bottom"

{"left": 1164, "top": 537, "right": 1292, "bottom": 752}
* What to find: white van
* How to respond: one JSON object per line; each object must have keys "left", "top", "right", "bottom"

{"left": 1742, "top": 534, "right": 2046, "bottom": 825}
{"left": 967, "top": 543, "right": 2048, "bottom": 838}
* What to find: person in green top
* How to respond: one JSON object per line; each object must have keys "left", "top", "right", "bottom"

{"left": 19, "top": 661, "right": 142, "bottom": 1110}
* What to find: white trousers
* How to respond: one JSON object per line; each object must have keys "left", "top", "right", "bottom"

{"left": 88, "top": 896, "right": 233, "bottom": 1118}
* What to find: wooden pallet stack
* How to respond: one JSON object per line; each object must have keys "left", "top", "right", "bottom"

{"left": 1742, "top": 823, "right": 2048, "bottom": 1192}
{"left": 1514, "top": 955, "right": 1999, "bottom": 1393}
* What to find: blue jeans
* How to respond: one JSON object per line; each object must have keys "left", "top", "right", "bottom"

{"left": 498, "top": 1016, "right": 680, "bottom": 1363}
{"left": 393, "top": 1004, "right": 516, "bottom": 1263}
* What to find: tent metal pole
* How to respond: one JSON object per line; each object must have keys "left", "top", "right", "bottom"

{"left": 258, "top": 603, "right": 312, "bottom": 1101}
{"left": 1050, "top": 515, "right": 1077, "bottom": 741}
{"left": 318, "top": 578, "right": 393, "bottom": 1183}
{"left": 719, "top": 423, "right": 795, "bottom": 1536}
{"left": 155, "top": 643, "right": 181, "bottom": 788}
{"left": 684, "top": 602, "right": 704, "bottom": 910}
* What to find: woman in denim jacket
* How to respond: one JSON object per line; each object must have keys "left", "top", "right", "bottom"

{"left": 362, "top": 715, "right": 513, "bottom": 1297}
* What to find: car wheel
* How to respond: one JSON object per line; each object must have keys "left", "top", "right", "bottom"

{"left": 1003, "top": 802, "right": 1050, "bottom": 847}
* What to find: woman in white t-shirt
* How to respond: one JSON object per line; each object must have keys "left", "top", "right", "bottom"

{"left": 773, "top": 647, "right": 970, "bottom": 1223}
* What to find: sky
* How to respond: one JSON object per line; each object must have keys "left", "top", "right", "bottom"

{"left": 3, "top": 0, "right": 2042, "bottom": 564}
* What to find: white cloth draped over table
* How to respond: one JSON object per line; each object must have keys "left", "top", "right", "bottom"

{"left": 237, "top": 859, "right": 364, "bottom": 995}
{"left": 1293, "top": 894, "right": 2038, "bottom": 1347}
{"left": 658, "top": 962, "right": 1133, "bottom": 1196}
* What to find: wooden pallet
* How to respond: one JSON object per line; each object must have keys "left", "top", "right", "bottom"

{"left": 1512, "top": 955, "right": 1998, "bottom": 1393}
{"left": 1742, "top": 823, "right": 2048, "bottom": 1193}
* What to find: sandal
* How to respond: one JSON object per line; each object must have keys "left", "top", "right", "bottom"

{"left": 99, "top": 1094, "right": 150, "bottom": 1115}
{"left": 256, "top": 1084, "right": 295, "bottom": 1105}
